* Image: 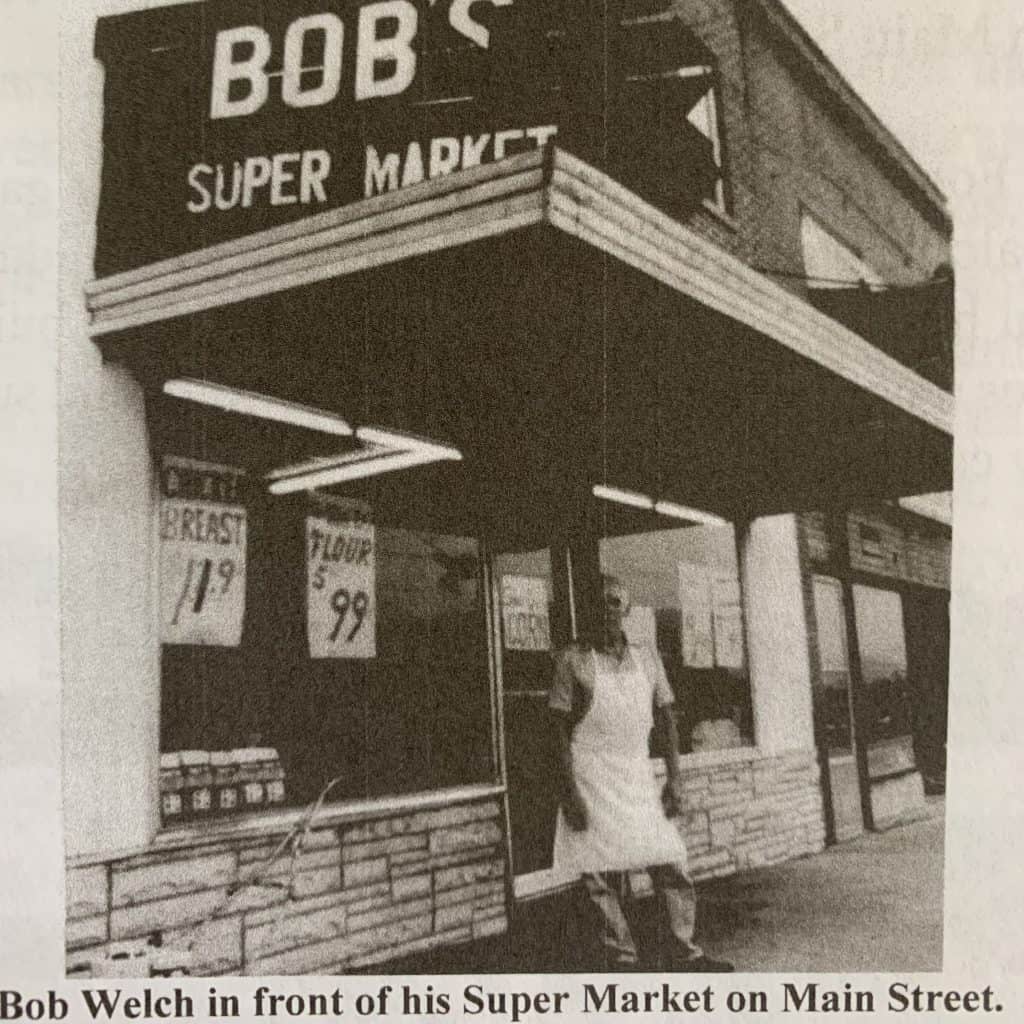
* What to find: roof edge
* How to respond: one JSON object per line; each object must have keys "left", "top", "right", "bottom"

{"left": 747, "top": 0, "right": 951, "bottom": 234}
{"left": 86, "top": 146, "right": 954, "bottom": 439}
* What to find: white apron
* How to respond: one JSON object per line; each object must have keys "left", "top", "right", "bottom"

{"left": 552, "top": 649, "right": 689, "bottom": 875}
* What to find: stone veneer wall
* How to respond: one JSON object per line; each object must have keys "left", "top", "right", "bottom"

{"left": 66, "top": 794, "right": 507, "bottom": 977}
{"left": 664, "top": 749, "right": 826, "bottom": 881}
{"left": 66, "top": 753, "right": 825, "bottom": 976}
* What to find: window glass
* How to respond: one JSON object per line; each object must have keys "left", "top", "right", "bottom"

{"left": 610, "top": 17, "right": 728, "bottom": 217}
{"left": 158, "top": 443, "right": 492, "bottom": 826}
{"left": 811, "top": 575, "right": 854, "bottom": 755}
{"left": 852, "top": 585, "right": 916, "bottom": 779}
{"left": 801, "top": 213, "right": 881, "bottom": 288}
{"left": 598, "top": 524, "right": 752, "bottom": 754}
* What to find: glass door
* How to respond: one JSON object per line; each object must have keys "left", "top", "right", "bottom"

{"left": 811, "top": 576, "right": 864, "bottom": 841}
{"left": 852, "top": 585, "right": 916, "bottom": 782}
{"left": 492, "top": 545, "right": 578, "bottom": 898}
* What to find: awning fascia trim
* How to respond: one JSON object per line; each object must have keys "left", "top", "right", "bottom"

{"left": 547, "top": 149, "right": 953, "bottom": 435}
{"left": 897, "top": 492, "right": 953, "bottom": 527}
{"left": 86, "top": 146, "right": 953, "bottom": 437}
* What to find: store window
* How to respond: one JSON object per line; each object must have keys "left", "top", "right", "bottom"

{"left": 811, "top": 576, "right": 854, "bottom": 756}
{"left": 598, "top": 524, "right": 752, "bottom": 755}
{"left": 154, "top": 388, "right": 493, "bottom": 827}
{"left": 852, "top": 585, "right": 916, "bottom": 780}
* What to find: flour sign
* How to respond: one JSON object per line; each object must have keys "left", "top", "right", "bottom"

{"left": 306, "top": 509, "right": 376, "bottom": 659}
{"left": 159, "top": 457, "right": 247, "bottom": 646}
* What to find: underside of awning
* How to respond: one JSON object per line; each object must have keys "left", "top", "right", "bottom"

{"left": 86, "top": 147, "right": 953, "bottom": 541}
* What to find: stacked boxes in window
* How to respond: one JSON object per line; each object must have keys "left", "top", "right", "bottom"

{"left": 158, "top": 752, "right": 184, "bottom": 827}
{"left": 263, "top": 749, "right": 286, "bottom": 807}
{"left": 234, "top": 749, "right": 268, "bottom": 811}
{"left": 211, "top": 750, "right": 240, "bottom": 815}
{"left": 179, "top": 751, "right": 213, "bottom": 821}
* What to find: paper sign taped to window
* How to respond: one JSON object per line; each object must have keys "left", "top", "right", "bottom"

{"left": 500, "top": 575, "right": 551, "bottom": 651}
{"left": 307, "top": 513, "right": 376, "bottom": 659}
{"left": 712, "top": 574, "right": 746, "bottom": 669}
{"left": 159, "top": 457, "right": 247, "bottom": 646}
{"left": 678, "top": 562, "right": 714, "bottom": 668}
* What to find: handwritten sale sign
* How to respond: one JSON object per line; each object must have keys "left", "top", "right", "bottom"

{"left": 500, "top": 575, "right": 551, "bottom": 652}
{"left": 159, "top": 457, "right": 247, "bottom": 646}
{"left": 678, "top": 562, "right": 714, "bottom": 669}
{"left": 712, "top": 574, "right": 746, "bottom": 670}
{"left": 307, "top": 514, "right": 376, "bottom": 660}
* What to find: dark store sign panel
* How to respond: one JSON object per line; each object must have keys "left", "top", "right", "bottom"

{"left": 95, "top": 1, "right": 721, "bottom": 274}
{"left": 94, "top": 0, "right": 571, "bottom": 274}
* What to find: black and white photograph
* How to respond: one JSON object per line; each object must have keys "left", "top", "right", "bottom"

{"left": 3, "top": 0, "right": 1023, "bottom": 1008}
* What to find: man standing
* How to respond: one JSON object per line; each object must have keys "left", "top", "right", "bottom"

{"left": 549, "top": 576, "right": 734, "bottom": 971}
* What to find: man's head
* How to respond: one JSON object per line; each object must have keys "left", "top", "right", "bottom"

{"left": 602, "top": 575, "right": 631, "bottom": 645}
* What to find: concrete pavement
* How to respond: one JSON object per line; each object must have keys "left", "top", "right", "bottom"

{"left": 371, "top": 798, "right": 945, "bottom": 974}
{"left": 697, "top": 797, "right": 944, "bottom": 972}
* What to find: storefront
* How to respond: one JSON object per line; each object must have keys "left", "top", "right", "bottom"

{"left": 64, "top": 0, "right": 953, "bottom": 976}
{"left": 803, "top": 504, "right": 951, "bottom": 841}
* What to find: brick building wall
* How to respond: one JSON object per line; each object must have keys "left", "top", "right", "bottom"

{"left": 622, "top": 0, "right": 756, "bottom": 260}
{"left": 734, "top": 2, "right": 950, "bottom": 296}
{"left": 620, "top": 2, "right": 950, "bottom": 302}
{"left": 800, "top": 509, "right": 951, "bottom": 590}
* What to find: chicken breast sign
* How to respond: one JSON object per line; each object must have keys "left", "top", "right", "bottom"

{"left": 307, "top": 514, "right": 376, "bottom": 659}
{"left": 159, "top": 457, "right": 247, "bottom": 647}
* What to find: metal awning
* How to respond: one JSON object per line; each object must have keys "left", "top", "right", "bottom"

{"left": 86, "top": 146, "right": 953, "bottom": 537}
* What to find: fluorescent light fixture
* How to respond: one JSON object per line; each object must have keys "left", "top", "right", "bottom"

{"left": 164, "top": 378, "right": 353, "bottom": 437}
{"left": 592, "top": 484, "right": 654, "bottom": 511}
{"left": 265, "top": 446, "right": 391, "bottom": 482}
{"left": 654, "top": 500, "right": 728, "bottom": 527}
{"left": 356, "top": 426, "right": 462, "bottom": 460}
{"left": 268, "top": 447, "right": 464, "bottom": 496}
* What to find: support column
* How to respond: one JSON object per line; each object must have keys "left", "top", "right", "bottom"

{"left": 60, "top": 25, "right": 161, "bottom": 858}
{"left": 60, "top": 363, "right": 160, "bottom": 857}
{"left": 739, "top": 514, "right": 815, "bottom": 754}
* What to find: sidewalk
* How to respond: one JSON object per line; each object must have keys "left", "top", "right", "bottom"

{"left": 378, "top": 798, "right": 945, "bottom": 974}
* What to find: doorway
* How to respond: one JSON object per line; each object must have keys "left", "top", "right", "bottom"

{"left": 491, "top": 543, "right": 579, "bottom": 898}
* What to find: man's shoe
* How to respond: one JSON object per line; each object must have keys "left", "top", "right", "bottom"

{"left": 678, "top": 954, "right": 735, "bottom": 973}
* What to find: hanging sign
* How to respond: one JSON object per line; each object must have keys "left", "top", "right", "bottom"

{"left": 678, "top": 563, "right": 714, "bottom": 668}
{"left": 500, "top": 575, "right": 551, "bottom": 651}
{"left": 306, "top": 509, "right": 376, "bottom": 659}
{"left": 712, "top": 574, "right": 746, "bottom": 670}
{"left": 159, "top": 457, "right": 247, "bottom": 646}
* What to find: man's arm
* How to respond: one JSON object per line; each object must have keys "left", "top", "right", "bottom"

{"left": 554, "top": 711, "right": 588, "bottom": 831}
{"left": 647, "top": 641, "right": 685, "bottom": 819}
{"left": 657, "top": 703, "right": 686, "bottom": 817}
